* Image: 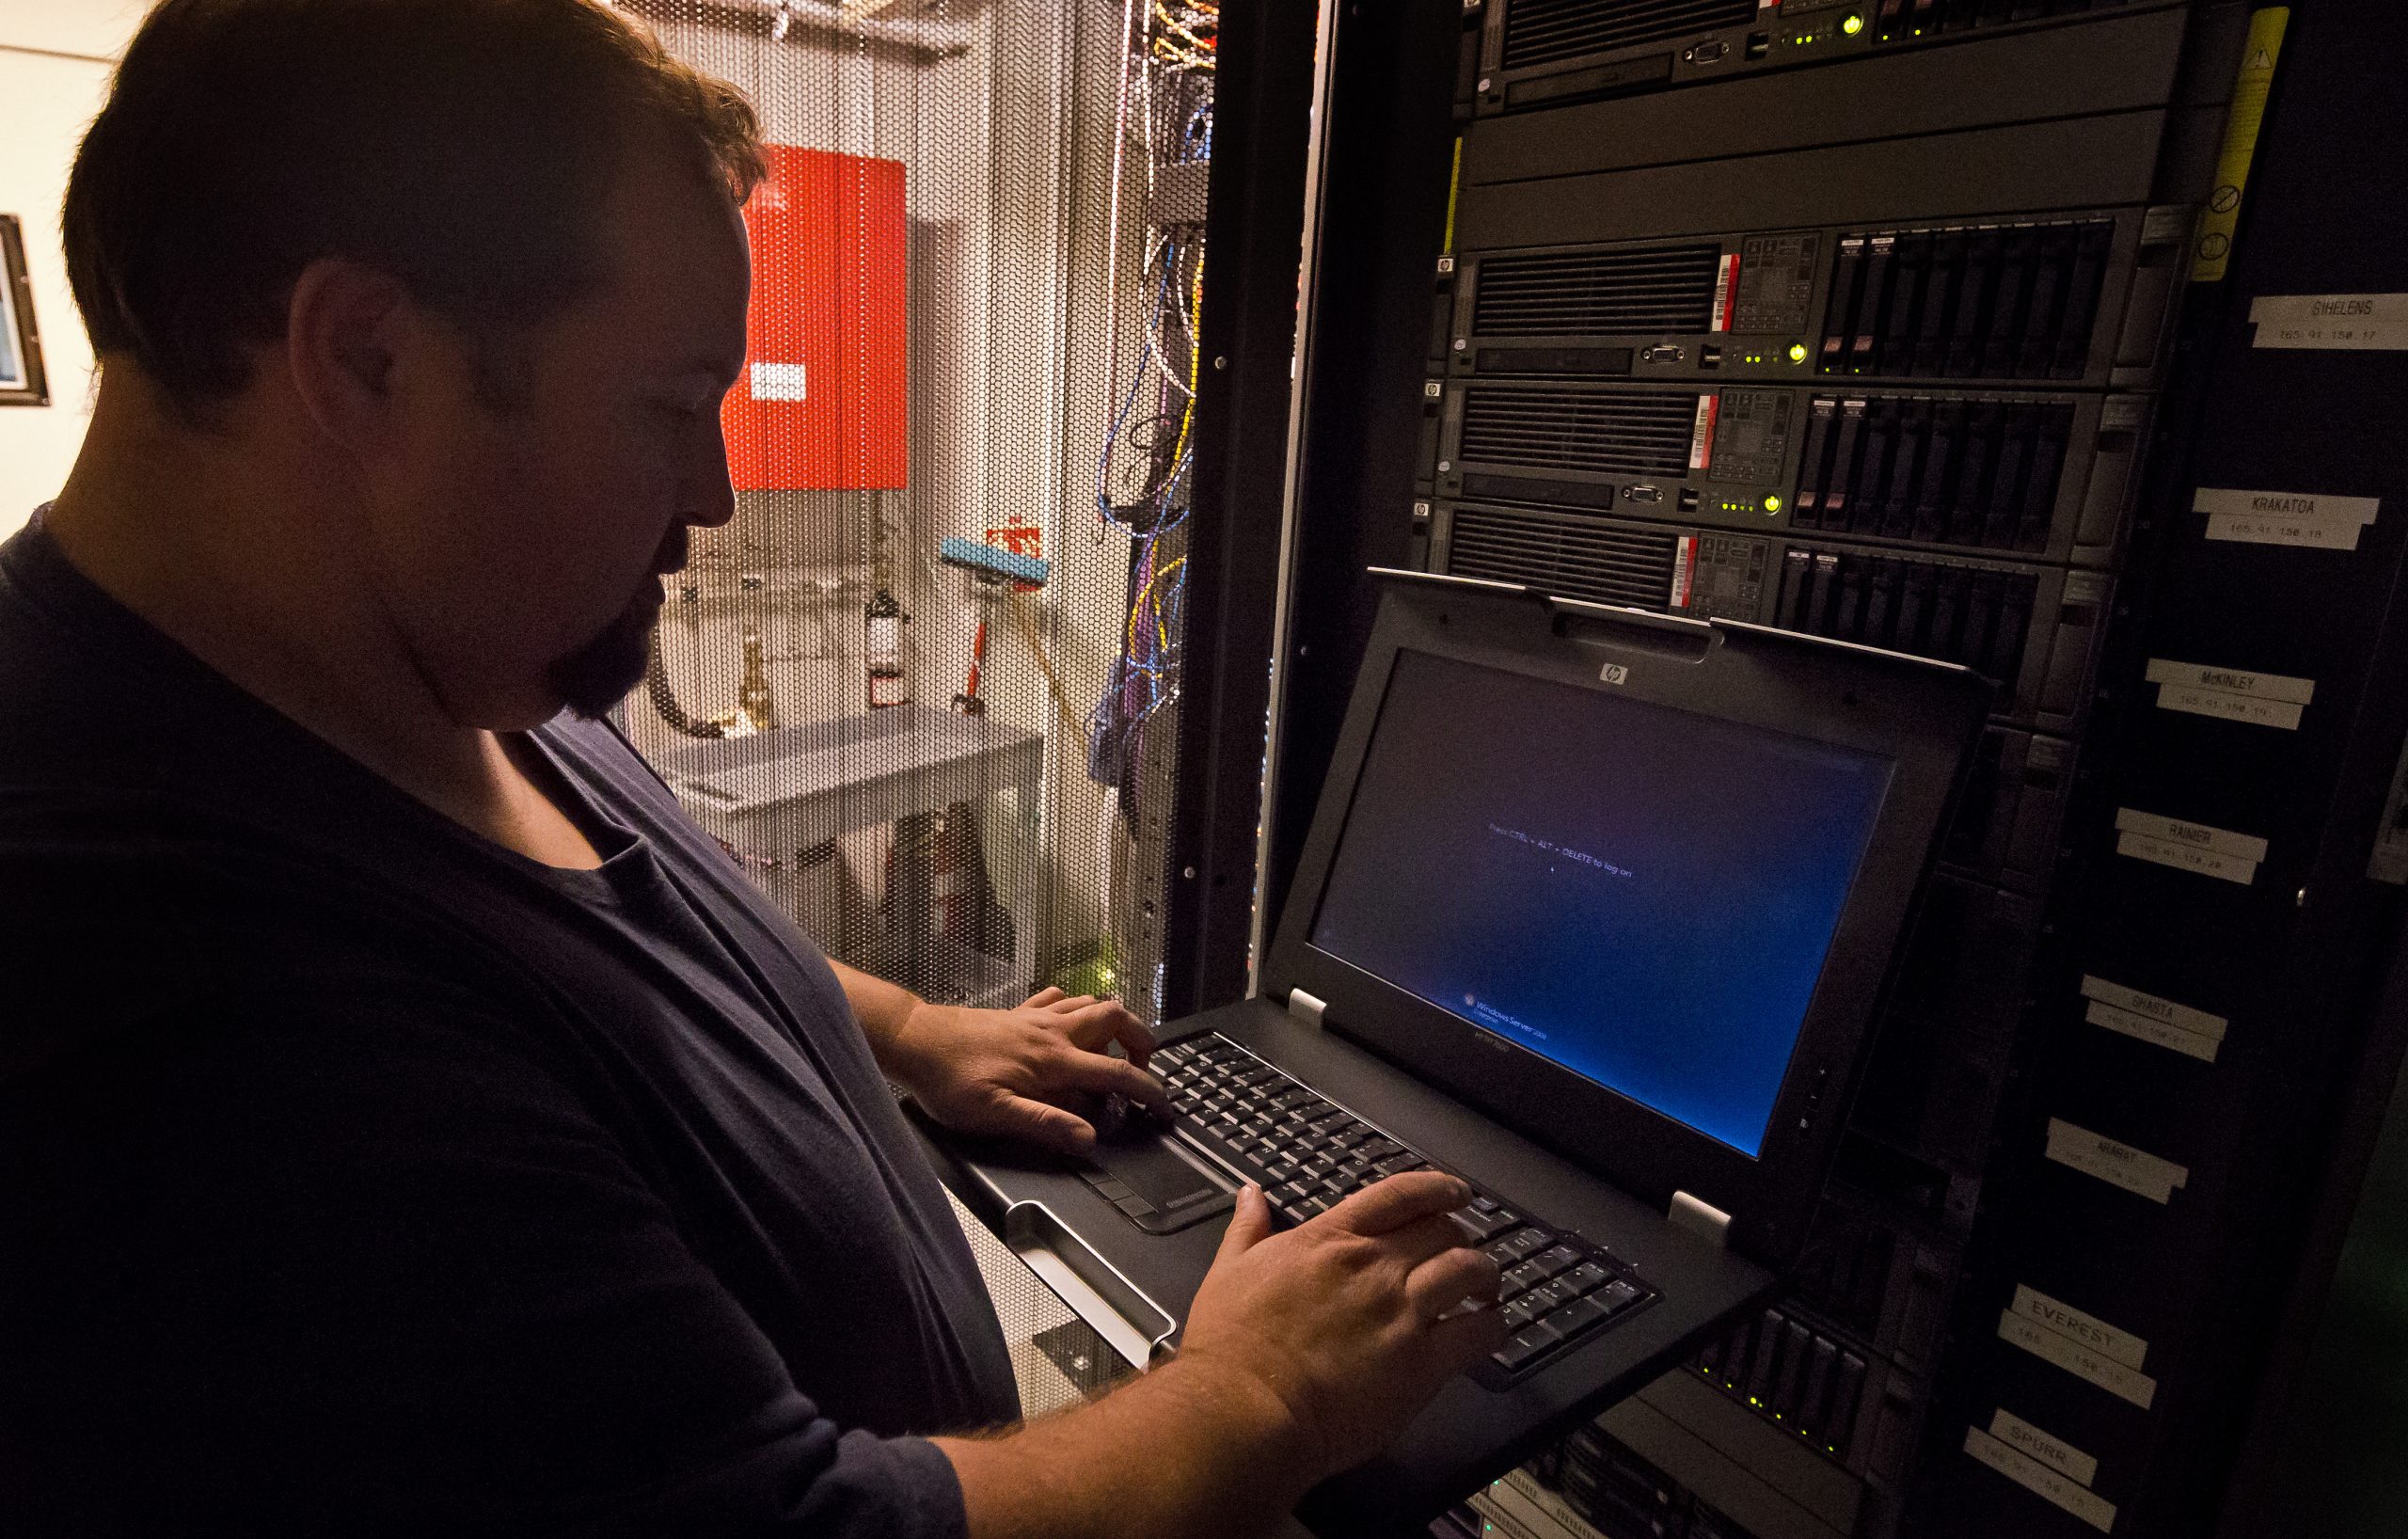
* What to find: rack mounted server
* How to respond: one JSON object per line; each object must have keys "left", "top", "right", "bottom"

{"left": 1460, "top": 0, "right": 2192, "bottom": 116}
{"left": 1436, "top": 207, "right": 2191, "bottom": 391}
{"left": 1420, "top": 500, "right": 2109, "bottom": 732}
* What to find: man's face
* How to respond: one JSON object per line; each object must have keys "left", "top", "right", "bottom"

{"left": 364, "top": 147, "right": 751, "bottom": 730}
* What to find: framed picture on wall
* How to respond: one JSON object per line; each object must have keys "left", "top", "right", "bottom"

{"left": 1, "top": 214, "right": 52, "bottom": 407}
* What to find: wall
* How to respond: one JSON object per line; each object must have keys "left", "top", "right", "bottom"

{"left": 0, "top": 0, "right": 142, "bottom": 531}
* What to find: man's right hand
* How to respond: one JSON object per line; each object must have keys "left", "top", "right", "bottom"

{"left": 1173, "top": 1170, "right": 1508, "bottom": 1483}
{"left": 939, "top": 1169, "right": 1505, "bottom": 1539}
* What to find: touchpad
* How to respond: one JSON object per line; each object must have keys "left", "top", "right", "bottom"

{"left": 1075, "top": 1130, "right": 1235, "bottom": 1235}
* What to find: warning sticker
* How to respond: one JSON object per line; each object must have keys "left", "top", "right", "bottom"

{"left": 2190, "top": 8, "right": 2288, "bottom": 283}
{"left": 1688, "top": 394, "right": 1719, "bottom": 472}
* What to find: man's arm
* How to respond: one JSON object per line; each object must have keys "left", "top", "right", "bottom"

{"left": 940, "top": 1175, "right": 1506, "bottom": 1539}
{"left": 830, "top": 960, "right": 1169, "bottom": 1154}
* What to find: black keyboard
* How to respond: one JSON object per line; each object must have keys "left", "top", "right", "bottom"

{"left": 1153, "top": 1033, "right": 1660, "bottom": 1385}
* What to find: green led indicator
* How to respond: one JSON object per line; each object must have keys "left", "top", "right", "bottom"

{"left": 1787, "top": 341, "right": 1810, "bottom": 363}
{"left": 1763, "top": 494, "right": 1784, "bottom": 515}
{"left": 1842, "top": 11, "right": 1864, "bottom": 32}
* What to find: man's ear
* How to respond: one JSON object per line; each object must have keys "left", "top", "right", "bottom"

{"left": 282, "top": 258, "right": 415, "bottom": 458}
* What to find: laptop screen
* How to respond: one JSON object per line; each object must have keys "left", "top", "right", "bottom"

{"left": 1307, "top": 648, "right": 1895, "bottom": 1158}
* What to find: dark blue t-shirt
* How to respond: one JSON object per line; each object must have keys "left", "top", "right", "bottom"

{"left": 0, "top": 517, "right": 1020, "bottom": 1536}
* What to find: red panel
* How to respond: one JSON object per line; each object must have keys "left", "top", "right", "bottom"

{"left": 721, "top": 144, "right": 910, "bottom": 492}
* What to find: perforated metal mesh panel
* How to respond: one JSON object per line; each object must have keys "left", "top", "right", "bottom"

{"left": 622, "top": 0, "right": 1217, "bottom": 1027}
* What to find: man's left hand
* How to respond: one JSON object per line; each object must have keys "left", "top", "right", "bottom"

{"left": 885, "top": 987, "right": 1168, "bottom": 1156}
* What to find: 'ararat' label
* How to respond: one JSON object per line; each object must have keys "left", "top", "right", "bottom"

{"left": 2045, "top": 1118, "right": 2190, "bottom": 1204}
{"left": 1990, "top": 1408, "right": 2100, "bottom": 1488}
{"left": 1964, "top": 1428, "right": 2119, "bottom": 1532}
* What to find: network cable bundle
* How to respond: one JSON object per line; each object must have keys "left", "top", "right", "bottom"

{"left": 610, "top": 1, "right": 1220, "bottom": 1029}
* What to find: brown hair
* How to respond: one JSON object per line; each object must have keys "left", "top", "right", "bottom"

{"left": 62, "top": 0, "right": 765, "bottom": 420}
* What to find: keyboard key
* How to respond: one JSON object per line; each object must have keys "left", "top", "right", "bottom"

{"left": 1565, "top": 1262, "right": 1610, "bottom": 1296}
{"left": 1297, "top": 1197, "right": 1330, "bottom": 1219}
{"left": 1373, "top": 1153, "right": 1426, "bottom": 1177}
{"left": 1525, "top": 1277, "right": 1577, "bottom": 1315}
{"left": 1471, "top": 1196, "right": 1499, "bottom": 1214}
{"left": 1494, "top": 1229, "right": 1551, "bottom": 1262}
{"left": 1261, "top": 1162, "right": 1300, "bottom": 1186}
{"left": 1270, "top": 1181, "right": 1308, "bottom": 1205}
{"left": 1455, "top": 1206, "right": 1518, "bottom": 1241}
{"left": 1357, "top": 1138, "right": 1403, "bottom": 1162}
{"left": 1499, "top": 1261, "right": 1544, "bottom": 1299}
{"left": 1530, "top": 1246, "right": 1580, "bottom": 1279}
{"left": 1500, "top": 1298, "right": 1540, "bottom": 1333}
{"left": 1597, "top": 1280, "right": 1643, "bottom": 1313}
{"left": 1543, "top": 1295, "right": 1608, "bottom": 1337}
{"left": 1280, "top": 1203, "right": 1313, "bottom": 1225}
{"left": 1493, "top": 1323, "right": 1564, "bottom": 1372}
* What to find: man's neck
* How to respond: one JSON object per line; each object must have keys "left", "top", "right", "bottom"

{"left": 44, "top": 375, "right": 605, "bottom": 870}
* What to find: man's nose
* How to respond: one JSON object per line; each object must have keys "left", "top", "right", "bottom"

{"left": 689, "top": 430, "right": 738, "bottom": 530}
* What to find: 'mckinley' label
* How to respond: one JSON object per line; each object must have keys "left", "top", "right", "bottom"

{"left": 1990, "top": 1408, "right": 2100, "bottom": 1488}
{"left": 2145, "top": 658, "right": 2313, "bottom": 730}
{"left": 2010, "top": 1286, "right": 2148, "bottom": 1370}
{"left": 1998, "top": 1309, "right": 2160, "bottom": 1408}
{"left": 1964, "top": 1428, "right": 2119, "bottom": 1532}
{"left": 2046, "top": 1118, "right": 2190, "bottom": 1204}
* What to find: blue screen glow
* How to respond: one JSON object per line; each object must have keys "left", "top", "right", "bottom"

{"left": 1308, "top": 649, "right": 1893, "bottom": 1157}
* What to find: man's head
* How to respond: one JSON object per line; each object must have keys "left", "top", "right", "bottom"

{"left": 62, "top": 0, "right": 765, "bottom": 726}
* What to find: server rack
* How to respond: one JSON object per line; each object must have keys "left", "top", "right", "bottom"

{"left": 1269, "top": 0, "right": 2408, "bottom": 1533}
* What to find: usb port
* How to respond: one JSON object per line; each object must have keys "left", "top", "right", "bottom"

{"left": 1745, "top": 30, "right": 1770, "bottom": 57}
{"left": 1626, "top": 485, "right": 1664, "bottom": 504}
{"left": 1701, "top": 345, "right": 1722, "bottom": 368}
{"left": 1640, "top": 344, "right": 1685, "bottom": 363}
{"left": 1678, "top": 489, "right": 1701, "bottom": 512}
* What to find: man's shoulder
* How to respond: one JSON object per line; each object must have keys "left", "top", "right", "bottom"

{"left": 0, "top": 785, "right": 542, "bottom": 1086}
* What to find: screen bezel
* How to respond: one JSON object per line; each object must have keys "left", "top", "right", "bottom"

{"left": 1261, "top": 573, "right": 1989, "bottom": 1264}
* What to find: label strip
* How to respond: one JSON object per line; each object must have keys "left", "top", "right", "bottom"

{"left": 1689, "top": 394, "right": 1719, "bottom": 471}
{"left": 2011, "top": 1285, "right": 2149, "bottom": 1370}
{"left": 1670, "top": 536, "right": 1698, "bottom": 609}
{"left": 1998, "top": 1309, "right": 2161, "bottom": 1409}
{"left": 2250, "top": 292, "right": 2408, "bottom": 351}
{"left": 2195, "top": 486, "right": 2380, "bottom": 550}
{"left": 2046, "top": 1117, "right": 2190, "bottom": 1204}
{"left": 2117, "top": 831, "right": 2258, "bottom": 884}
{"left": 2081, "top": 976, "right": 2228, "bottom": 1040}
{"left": 1711, "top": 253, "right": 1739, "bottom": 332}
{"left": 2088, "top": 1000, "right": 2222, "bottom": 1062}
{"left": 1990, "top": 1408, "right": 2100, "bottom": 1487}
{"left": 1964, "top": 1428, "right": 2120, "bottom": 1532}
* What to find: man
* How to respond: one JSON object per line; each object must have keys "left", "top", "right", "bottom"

{"left": 0, "top": 0, "right": 1504, "bottom": 1534}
